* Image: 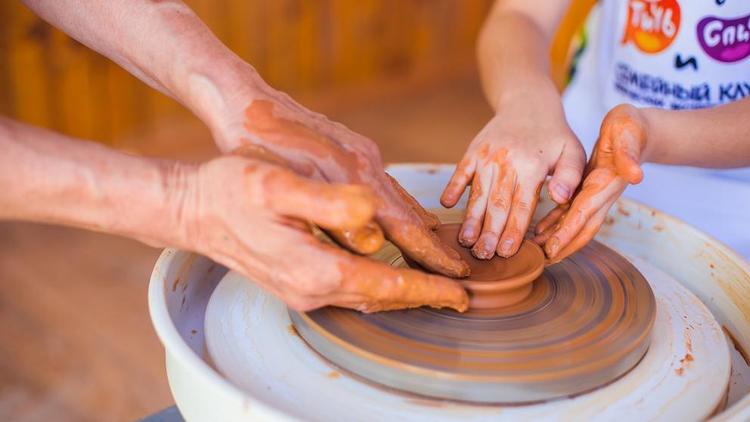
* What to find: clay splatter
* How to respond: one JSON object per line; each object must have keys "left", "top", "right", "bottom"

{"left": 287, "top": 324, "right": 300, "bottom": 338}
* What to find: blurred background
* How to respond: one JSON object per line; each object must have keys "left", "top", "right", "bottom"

{"left": 0, "top": 0, "right": 494, "bottom": 155}
{"left": 0, "top": 0, "right": 587, "bottom": 420}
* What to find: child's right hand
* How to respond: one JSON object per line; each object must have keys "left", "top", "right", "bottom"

{"left": 534, "top": 104, "right": 648, "bottom": 263}
{"left": 440, "top": 95, "right": 586, "bottom": 260}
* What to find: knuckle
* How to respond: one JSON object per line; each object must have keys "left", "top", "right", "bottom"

{"left": 513, "top": 200, "right": 533, "bottom": 214}
{"left": 512, "top": 157, "right": 544, "bottom": 176}
{"left": 491, "top": 195, "right": 511, "bottom": 211}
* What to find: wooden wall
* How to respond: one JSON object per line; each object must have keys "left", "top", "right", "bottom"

{"left": 0, "top": 0, "right": 493, "bottom": 145}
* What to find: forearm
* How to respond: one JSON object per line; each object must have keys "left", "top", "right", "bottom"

{"left": 642, "top": 98, "right": 750, "bottom": 168}
{"left": 22, "top": 0, "right": 265, "bottom": 148}
{"left": 477, "top": 0, "right": 570, "bottom": 111}
{"left": 0, "top": 117, "right": 189, "bottom": 247}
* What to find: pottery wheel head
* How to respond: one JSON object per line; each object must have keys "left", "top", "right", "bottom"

{"left": 289, "top": 209, "right": 656, "bottom": 404}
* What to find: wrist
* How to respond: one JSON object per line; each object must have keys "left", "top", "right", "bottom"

{"left": 178, "top": 56, "right": 269, "bottom": 152}
{"left": 83, "top": 157, "right": 197, "bottom": 250}
{"left": 636, "top": 108, "right": 658, "bottom": 163}
{"left": 158, "top": 160, "right": 202, "bottom": 251}
{"left": 494, "top": 76, "right": 562, "bottom": 116}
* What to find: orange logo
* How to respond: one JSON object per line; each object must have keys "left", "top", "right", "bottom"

{"left": 621, "top": 0, "right": 681, "bottom": 54}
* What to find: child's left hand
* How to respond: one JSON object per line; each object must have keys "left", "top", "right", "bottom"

{"left": 534, "top": 104, "right": 649, "bottom": 263}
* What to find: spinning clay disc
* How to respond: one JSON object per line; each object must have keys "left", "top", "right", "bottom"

{"left": 429, "top": 223, "right": 544, "bottom": 308}
{"left": 290, "top": 212, "right": 657, "bottom": 403}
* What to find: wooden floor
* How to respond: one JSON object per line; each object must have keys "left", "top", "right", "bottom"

{"left": 0, "top": 76, "right": 492, "bottom": 421}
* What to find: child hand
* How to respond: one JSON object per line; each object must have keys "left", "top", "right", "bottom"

{"left": 534, "top": 104, "right": 648, "bottom": 263}
{"left": 441, "top": 101, "right": 586, "bottom": 260}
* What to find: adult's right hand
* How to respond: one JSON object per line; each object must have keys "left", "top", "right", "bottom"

{"left": 173, "top": 155, "right": 469, "bottom": 313}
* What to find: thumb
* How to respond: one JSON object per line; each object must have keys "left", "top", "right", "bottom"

{"left": 548, "top": 141, "right": 586, "bottom": 204}
{"left": 262, "top": 168, "right": 378, "bottom": 230}
{"left": 613, "top": 132, "right": 645, "bottom": 184}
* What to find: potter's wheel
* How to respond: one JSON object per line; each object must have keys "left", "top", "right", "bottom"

{"left": 204, "top": 212, "right": 731, "bottom": 419}
{"left": 289, "top": 211, "right": 656, "bottom": 403}
{"left": 150, "top": 165, "right": 750, "bottom": 421}
{"left": 205, "top": 255, "right": 730, "bottom": 420}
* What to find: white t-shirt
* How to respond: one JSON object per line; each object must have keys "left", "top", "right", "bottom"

{"left": 598, "top": 0, "right": 750, "bottom": 111}
{"left": 562, "top": 0, "right": 750, "bottom": 258}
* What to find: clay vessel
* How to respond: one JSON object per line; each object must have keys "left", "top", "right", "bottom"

{"left": 413, "top": 223, "right": 545, "bottom": 309}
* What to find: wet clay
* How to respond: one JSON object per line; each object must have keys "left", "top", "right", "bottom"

{"left": 290, "top": 237, "right": 656, "bottom": 404}
{"left": 432, "top": 223, "right": 544, "bottom": 309}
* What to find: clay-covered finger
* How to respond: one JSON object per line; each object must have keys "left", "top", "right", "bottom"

{"left": 327, "top": 222, "right": 385, "bottom": 255}
{"left": 377, "top": 210, "right": 470, "bottom": 278}
{"left": 544, "top": 177, "right": 625, "bottom": 258}
{"left": 332, "top": 253, "right": 469, "bottom": 313}
{"left": 373, "top": 169, "right": 470, "bottom": 278}
{"left": 440, "top": 158, "right": 476, "bottom": 208}
{"left": 472, "top": 166, "right": 515, "bottom": 259}
{"left": 534, "top": 204, "right": 567, "bottom": 236}
{"left": 234, "top": 145, "right": 379, "bottom": 235}
{"left": 458, "top": 169, "right": 492, "bottom": 248}
{"left": 497, "top": 180, "right": 543, "bottom": 257}
{"left": 262, "top": 169, "right": 377, "bottom": 230}
{"left": 387, "top": 173, "right": 440, "bottom": 230}
{"left": 375, "top": 181, "right": 470, "bottom": 277}
{"left": 613, "top": 134, "right": 645, "bottom": 184}
{"left": 546, "top": 204, "right": 612, "bottom": 264}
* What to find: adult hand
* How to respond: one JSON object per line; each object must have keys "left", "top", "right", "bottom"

{"left": 177, "top": 155, "right": 469, "bottom": 312}
{"left": 534, "top": 104, "right": 647, "bottom": 263}
{"left": 19, "top": 0, "right": 467, "bottom": 277}
{"left": 440, "top": 97, "right": 586, "bottom": 260}
{"left": 207, "top": 81, "right": 468, "bottom": 278}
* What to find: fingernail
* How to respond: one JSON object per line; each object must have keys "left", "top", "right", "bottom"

{"left": 459, "top": 227, "right": 475, "bottom": 245}
{"left": 546, "top": 237, "right": 560, "bottom": 257}
{"left": 499, "top": 239, "right": 514, "bottom": 256}
{"left": 553, "top": 184, "right": 572, "bottom": 201}
{"left": 471, "top": 241, "right": 492, "bottom": 260}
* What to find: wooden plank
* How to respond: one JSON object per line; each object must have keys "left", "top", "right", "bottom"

{"left": 54, "top": 32, "right": 96, "bottom": 139}
{"left": 7, "top": 6, "right": 52, "bottom": 129}
{"left": 2, "top": 0, "right": 492, "bottom": 146}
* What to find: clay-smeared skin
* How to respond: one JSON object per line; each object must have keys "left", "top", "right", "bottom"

{"left": 232, "top": 144, "right": 385, "bottom": 255}
{"left": 20, "top": 0, "right": 467, "bottom": 277}
{"left": 441, "top": 108, "right": 585, "bottom": 261}
{"left": 0, "top": 117, "right": 460, "bottom": 312}
{"left": 294, "top": 240, "right": 656, "bottom": 402}
{"left": 326, "top": 222, "right": 385, "bottom": 256}
{"left": 190, "top": 156, "right": 468, "bottom": 313}
{"left": 226, "top": 146, "right": 467, "bottom": 311}
{"left": 242, "top": 100, "right": 469, "bottom": 278}
{"left": 386, "top": 174, "right": 441, "bottom": 230}
{"left": 534, "top": 104, "right": 647, "bottom": 263}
